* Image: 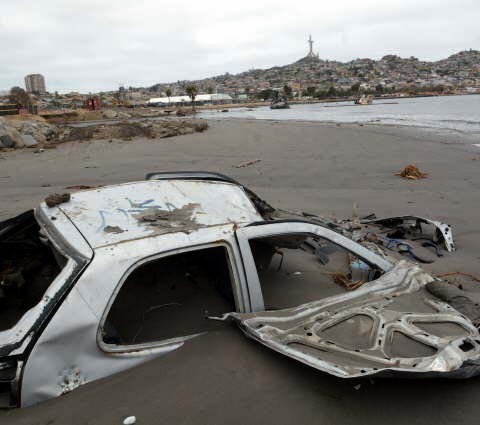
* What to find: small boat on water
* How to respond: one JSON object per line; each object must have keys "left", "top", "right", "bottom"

{"left": 354, "top": 94, "right": 374, "bottom": 105}
{"left": 270, "top": 98, "right": 290, "bottom": 109}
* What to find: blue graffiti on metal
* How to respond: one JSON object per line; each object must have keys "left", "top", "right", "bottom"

{"left": 97, "top": 198, "right": 178, "bottom": 232}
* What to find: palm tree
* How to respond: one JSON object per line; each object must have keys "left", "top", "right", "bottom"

{"left": 165, "top": 88, "right": 172, "bottom": 105}
{"left": 283, "top": 84, "right": 293, "bottom": 99}
{"left": 185, "top": 84, "right": 198, "bottom": 111}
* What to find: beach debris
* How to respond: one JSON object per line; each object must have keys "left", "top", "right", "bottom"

{"left": 436, "top": 271, "right": 480, "bottom": 283}
{"left": 350, "top": 202, "right": 361, "bottom": 229}
{"left": 123, "top": 416, "right": 136, "bottom": 425}
{"left": 361, "top": 216, "right": 455, "bottom": 252}
{"left": 103, "top": 225, "right": 124, "bottom": 234}
{"left": 44, "top": 193, "right": 71, "bottom": 208}
{"left": 421, "top": 240, "right": 443, "bottom": 257}
{"left": 235, "top": 159, "right": 262, "bottom": 168}
{"left": 364, "top": 232, "right": 435, "bottom": 263}
{"left": 395, "top": 164, "right": 428, "bottom": 180}
{"left": 65, "top": 185, "right": 99, "bottom": 190}
{"left": 330, "top": 272, "right": 365, "bottom": 291}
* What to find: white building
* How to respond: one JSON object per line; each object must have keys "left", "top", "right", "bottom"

{"left": 147, "top": 93, "right": 233, "bottom": 105}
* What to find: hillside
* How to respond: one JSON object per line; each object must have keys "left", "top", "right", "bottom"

{"left": 148, "top": 49, "right": 480, "bottom": 96}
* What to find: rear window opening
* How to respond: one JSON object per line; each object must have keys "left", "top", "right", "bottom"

{"left": 0, "top": 211, "right": 66, "bottom": 331}
{"left": 102, "top": 246, "right": 236, "bottom": 346}
{"left": 249, "top": 233, "right": 383, "bottom": 310}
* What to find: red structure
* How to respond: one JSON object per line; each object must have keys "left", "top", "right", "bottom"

{"left": 84, "top": 97, "right": 101, "bottom": 110}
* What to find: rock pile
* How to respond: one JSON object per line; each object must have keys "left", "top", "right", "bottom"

{"left": 63, "top": 119, "right": 208, "bottom": 142}
{"left": 0, "top": 117, "right": 60, "bottom": 149}
{"left": 0, "top": 115, "right": 208, "bottom": 150}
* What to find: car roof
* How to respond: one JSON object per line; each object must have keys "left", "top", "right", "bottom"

{"left": 42, "top": 180, "right": 263, "bottom": 249}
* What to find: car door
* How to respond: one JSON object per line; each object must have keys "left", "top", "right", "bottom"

{"left": 233, "top": 222, "right": 480, "bottom": 378}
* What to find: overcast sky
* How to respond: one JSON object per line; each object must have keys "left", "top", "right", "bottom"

{"left": 1, "top": 0, "right": 479, "bottom": 93}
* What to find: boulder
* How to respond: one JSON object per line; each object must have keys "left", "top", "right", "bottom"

{"left": 4, "top": 119, "right": 22, "bottom": 130}
{"left": 0, "top": 122, "right": 14, "bottom": 147}
{"left": 8, "top": 127, "right": 25, "bottom": 148}
{"left": 21, "top": 134, "right": 38, "bottom": 147}
{"left": 0, "top": 126, "right": 24, "bottom": 148}
{"left": 21, "top": 121, "right": 46, "bottom": 144}
{"left": 0, "top": 134, "right": 15, "bottom": 148}
{"left": 37, "top": 122, "right": 59, "bottom": 139}
{"left": 0, "top": 122, "right": 8, "bottom": 138}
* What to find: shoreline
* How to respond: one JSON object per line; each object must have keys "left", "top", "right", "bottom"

{"left": 200, "top": 115, "right": 480, "bottom": 147}
{"left": 1, "top": 113, "right": 478, "bottom": 157}
{"left": 197, "top": 94, "right": 480, "bottom": 143}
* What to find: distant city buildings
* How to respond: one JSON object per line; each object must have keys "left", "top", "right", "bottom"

{"left": 3, "top": 42, "right": 477, "bottom": 112}
{"left": 141, "top": 41, "right": 479, "bottom": 99}
{"left": 25, "top": 74, "right": 46, "bottom": 94}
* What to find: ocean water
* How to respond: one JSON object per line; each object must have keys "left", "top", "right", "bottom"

{"left": 199, "top": 94, "right": 480, "bottom": 136}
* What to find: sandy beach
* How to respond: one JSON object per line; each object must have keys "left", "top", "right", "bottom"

{"left": 1, "top": 119, "right": 480, "bottom": 424}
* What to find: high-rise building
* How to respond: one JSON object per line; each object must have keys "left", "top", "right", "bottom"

{"left": 24, "top": 74, "right": 46, "bottom": 94}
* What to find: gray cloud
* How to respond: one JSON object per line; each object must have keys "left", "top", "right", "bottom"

{"left": 1, "top": 0, "right": 479, "bottom": 92}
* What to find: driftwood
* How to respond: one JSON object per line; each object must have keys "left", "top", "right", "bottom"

{"left": 436, "top": 272, "right": 480, "bottom": 283}
{"left": 235, "top": 159, "right": 262, "bottom": 168}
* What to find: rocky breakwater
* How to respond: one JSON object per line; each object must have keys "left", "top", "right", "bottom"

{"left": 0, "top": 116, "right": 208, "bottom": 151}
{"left": 63, "top": 119, "right": 208, "bottom": 142}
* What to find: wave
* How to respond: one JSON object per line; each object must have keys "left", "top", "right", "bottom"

{"left": 437, "top": 119, "right": 480, "bottom": 125}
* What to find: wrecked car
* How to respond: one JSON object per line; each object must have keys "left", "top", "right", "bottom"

{"left": 1, "top": 171, "right": 479, "bottom": 408}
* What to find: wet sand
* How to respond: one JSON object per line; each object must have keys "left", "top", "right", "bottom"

{"left": 1, "top": 119, "right": 480, "bottom": 424}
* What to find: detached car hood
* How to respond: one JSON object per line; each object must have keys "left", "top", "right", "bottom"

{"left": 227, "top": 261, "right": 480, "bottom": 378}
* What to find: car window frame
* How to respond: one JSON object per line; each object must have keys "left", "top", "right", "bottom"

{"left": 97, "top": 241, "right": 243, "bottom": 354}
{"left": 236, "top": 222, "right": 394, "bottom": 312}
